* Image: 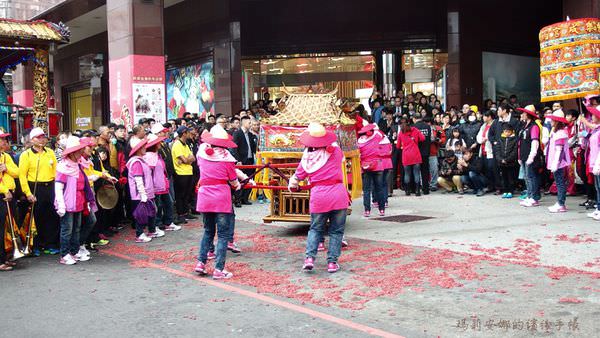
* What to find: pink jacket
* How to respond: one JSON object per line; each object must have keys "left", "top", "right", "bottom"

{"left": 358, "top": 133, "right": 385, "bottom": 171}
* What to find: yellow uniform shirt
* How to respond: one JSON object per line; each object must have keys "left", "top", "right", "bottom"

{"left": 82, "top": 163, "right": 103, "bottom": 187}
{"left": 0, "top": 152, "right": 18, "bottom": 194}
{"left": 19, "top": 147, "right": 57, "bottom": 197}
{"left": 171, "top": 139, "right": 193, "bottom": 176}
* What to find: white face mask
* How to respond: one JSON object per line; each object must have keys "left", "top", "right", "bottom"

{"left": 468, "top": 116, "right": 476, "bottom": 122}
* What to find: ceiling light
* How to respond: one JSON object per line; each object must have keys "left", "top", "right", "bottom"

{"left": 359, "top": 51, "right": 371, "bottom": 55}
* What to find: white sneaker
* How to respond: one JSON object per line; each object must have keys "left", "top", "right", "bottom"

{"left": 165, "top": 223, "right": 182, "bottom": 231}
{"left": 586, "top": 210, "right": 600, "bottom": 218}
{"left": 136, "top": 233, "right": 152, "bottom": 243}
{"left": 548, "top": 203, "right": 567, "bottom": 213}
{"left": 520, "top": 198, "right": 532, "bottom": 207}
{"left": 60, "top": 254, "right": 77, "bottom": 265}
{"left": 75, "top": 248, "right": 91, "bottom": 262}
{"left": 80, "top": 245, "right": 91, "bottom": 256}
{"left": 149, "top": 228, "right": 165, "bottom": 238}
{"left": 593, "top": 213, "right": 600, "bottom": 221}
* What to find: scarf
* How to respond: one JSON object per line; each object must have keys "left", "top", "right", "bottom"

{"left": 300, "top": 143, "right": 337, "bottom": 174}
{"left": 197, "top": 142, "right": 237, "bottom": 162}
{"left": 79, "top": 156, "right": 93, "bottom": 169}
{"left": 57, "top": 157, "right": 80, "bottom": 177}
{"left": 143, "top": 151, "right": 159, "bottom": 167}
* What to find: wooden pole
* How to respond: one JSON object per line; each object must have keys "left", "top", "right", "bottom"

{"left": 32, "top": 47, "right": 49, "bottom": 133}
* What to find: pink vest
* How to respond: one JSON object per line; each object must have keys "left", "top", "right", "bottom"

{"left": 127, "top": 157, "right": 155, "bottom": 200}
{"left": 145, "top": 152, "right": 168, "bottom": 194}
{"left": 358, "top": 133, "right": 385, "bottom": 172}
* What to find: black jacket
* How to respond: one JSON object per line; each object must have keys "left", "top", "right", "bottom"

{"left": 232, "top": 128, "right": 257, "bottom": 163}
{"left": 488, "top": 114, "right": 520, "bottom": 155}
{"left": 496, "top": 134, "right": 518, "bottom": 166}
{"left": 460, "top": 121, "right": 482, "bottom": 148}
{"left": 413, "top": 121, "right": 432, "bottom": 157}
{"left": 464, "top": 155, "right": 484, "bottom": 174}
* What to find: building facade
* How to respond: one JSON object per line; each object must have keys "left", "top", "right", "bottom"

{"left": 9, "top": 0, "right": 598, "bottom": 130}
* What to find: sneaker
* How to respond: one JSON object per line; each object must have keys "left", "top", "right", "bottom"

{"left": 327, "top": 262, "right": 340, "bottom": 273}
{"left": 363, "top": 210, "right": 370, "bottom": 217}
{"left": 194, "top": 261, "right": 207, "bottom": 275}
{"left": 227, "top": 242, "right": 241, "bottom": 253}
{"left": 165, "top": 223, "right": 182, "bottom": 231}
{"left": 79, "top": 245, "right": 91, "bottom": 257}
{"left": 213, "top": 269, "right": 233, "bottom": 280}
{"left": 149, "top": 229, "right": 165, "bottom": 238}
{"left": 476, "top": 190, "right": 485, "bottom": 197}
{"left": 94, "top": 239, "right": 110, "bottom": 246}
{"left": 45, "top": 248, "right": 60, "bottom": 255}
{"left": 317, "top": 242, "right": 326, "bottom": 251}
{"left": 379, "top": 210, "right": 385, "bottom": 216}
{"left": 593, "top": 213, "right": 600, "bottom": 221}
{"left": 75, "top": 249, "right": 90, "bottom": 262}
{"left": 519, "top": 198, "right": 532, "bottom": 206}
{"left": 207, "top": 251, "right": 216, "bottom": 260}
{"left": 341, "top": 239, "right": 349, "bottom": 248}
{"left": 548, "top": 203, "right": 567, "bottom": 213}
{"left": 33, "top": 248, "right": 41, "bottom": 257}
{"left": 60, "top": 254, "right": 77, "bottom": 265}
{"left": 519, "top": 192, "right": 528, "bottom": 200}
{"left": 302, "top": 257, "right": 315, "bottom": 271}
{"left": 174, "top": 216, "right": 188, "bottom": 225}
{"left": 586, "top": 210, "right": 600, "bottom": 218}
{"left": 135, "top": 233, "right": 152, "bottom": 243}
{"left": 505, "top": 193, "right": 513, "bottom": 199}
{"left": 258, "top": 199, "right": 264, "bottom": 204}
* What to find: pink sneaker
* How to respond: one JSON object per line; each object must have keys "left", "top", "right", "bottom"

{"left": 317, "top": 242, "right": 326, "bottom": 251}
{"left": 213, "top": 269, "right": 233, "bottom": 280}
{"left": 379, "top": 210, "right": 385, "bottom": 216}
{"left": 327, "top": 262, "right": 340, "bottom": 273}
{"left": 227, "top": 242, "right": 241, "bottom": 253}
{"left": 341, "top": 239, "right": 348, "bottom": 248}
{"left": 194, "top": 261, "right": 207, "bottom": 275}
{"left": 302, "top": 257, "right": 314, "bottom": 271}
{"left": 207, "top": 251, "right": 216, "bottom": 260}
{"left": 363, "top": 210, "right": 370, "bottom": 217}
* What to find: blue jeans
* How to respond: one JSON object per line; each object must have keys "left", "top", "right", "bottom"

{"left": 595, "top": 175, "right": 600, "bottom": 211}
{"left": 403, "top": 164, "right": 422, "bottom": 185}
{"left": 306, "top": 209, "right": 347, "bottom": 263}
{"left": 154, "top": 193, "right": 174, "bottom": 228}
{"left": 524, "top": 164, "right": 541, "bottom": 201}
{"left": 429, "top": 156, "right": 439, "bottom": 189}
{"left": 198, "top": 212, "right": 233, "bottom": 270}
{"left": 553, "top": 168, "right": 567, "bottom": 206}
{"left": 79, "top": 210, "right": 96, "bottom": 245}
{"left": 462, "top": 171, "right": 488, "bottom": 191}
{"left": 60, "top": 212, "right": 82, "bottom": 257}
{"left": 373, "top": 169, "right": 392, "bottom": 205}
{"left": 362, "top": 171, "right": 385, "bottom": 211}
{"left": 208, "top": 211, "right": 235, "bottom": 253}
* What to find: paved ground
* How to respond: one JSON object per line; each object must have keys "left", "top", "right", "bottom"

{"left": 1, "top": 191, "right": 599, "bottom": 337}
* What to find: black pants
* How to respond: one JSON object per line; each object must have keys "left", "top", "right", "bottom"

{"left": 29, "top": 182, "right": 60, "bottom": 250}
{"left": 174, "top": 174, "right": 194, "bottom": 216}
{"left": 0, "top": 197, "right": 7, "bottom": 263}
{"left": 419, "top": 152, "right": 430, "bottom": 192}
{"left": 499, "top": 165, "right": 518, "bottom": 193}
{"left": 235, "top": 158, "right": 255, "bottom": 204}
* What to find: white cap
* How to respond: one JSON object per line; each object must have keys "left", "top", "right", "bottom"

{"left": 30, "top": 127, "right": 46, "bottom": 139}
{"left": 151, "top": 123, "right": 168, "bottom": 135}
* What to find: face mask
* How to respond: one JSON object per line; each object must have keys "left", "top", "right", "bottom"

{"left": 459, "top": 119, "right": 466, "bottom": 124}
{"left": 468, "top": 116, "right": 476, "bottom": 122}
{"left": 111, "top": 138, "right": 117, "bottom": 145}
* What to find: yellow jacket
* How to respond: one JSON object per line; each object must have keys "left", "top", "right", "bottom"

{"left": 0, "top": 152, "right": 19, "bottom": 194}
{"left": 18, "top": 147, "right": 57, "bottom": 197}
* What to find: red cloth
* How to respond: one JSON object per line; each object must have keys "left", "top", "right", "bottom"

{"left": 396, "top": 127, "right": 425, "bottom": 165}
{"left": 354, "top": 115, "right": 365, "bottom": 138}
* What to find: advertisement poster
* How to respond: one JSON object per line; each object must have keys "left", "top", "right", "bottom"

{"left": 132, "top": 83, "right": 166, "bottom": 124}
{"left": 482, "top": 52, "right": 540, "bottom": 104}
{"left": 166, "top": 61, "right": 215, "bottom": 119}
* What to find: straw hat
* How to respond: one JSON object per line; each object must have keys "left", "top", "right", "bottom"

{"left": 516, "top": 105, "right": 539, "bottom": 120}
{"left": 129, "top": 137, "right": 148, "bottom": 157}
{"left": 299, "top": 122, "right": 336, "bottom": 148}
{"left": 146, "top": 133, "right": 166, "bottom": 149}
{"left": 587, "top": 105, "right": 600, "bottom": 119}
{"left": 62, "top": 136, "right": 87, "bottom": 158}
{"left": 201, "top": 125, "right": 237, "bottom": 148}
{"left": 547, "top": 109, "right": 568, "bottom": 124}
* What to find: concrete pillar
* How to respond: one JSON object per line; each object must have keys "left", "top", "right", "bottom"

{"left": 107, "top": 0, "right": 166, "bottom": 129}
{"left": 213, "top": 21, "right": 242, "bottom": 116}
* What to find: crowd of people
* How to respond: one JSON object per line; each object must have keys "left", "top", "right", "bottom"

{"left": 357, "top": 90, "right": 600, "bottom": 218}
{"left": 2, "top": 89, "right": 600, "bottom": 278}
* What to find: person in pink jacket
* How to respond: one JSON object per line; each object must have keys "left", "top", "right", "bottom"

{"left": 396, "top": 118, "right": 425, "bottom": 196}
{"left": 545, "top": 110, "right": 572, "bottom": 213}
{"left": 582, "top": 105, "right": 600, "bottom": 220}
{"left": 289, "top": 123, "right": 349, "bottom": 273}
{"left": 194, "top": 125, "right": 241, "bottom": 280}
{"left": 358, "top": 124, "right": 386, "bottom": 217}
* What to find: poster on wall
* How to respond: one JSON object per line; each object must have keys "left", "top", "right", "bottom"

{"left": 482, "top": 52, "right": 540, "bottom": 104}
{"left": 166, "top": 61, "right": 215, "bottom": 119}
{"left": 132, "top": 83, "right": 166, "bottom": 124}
